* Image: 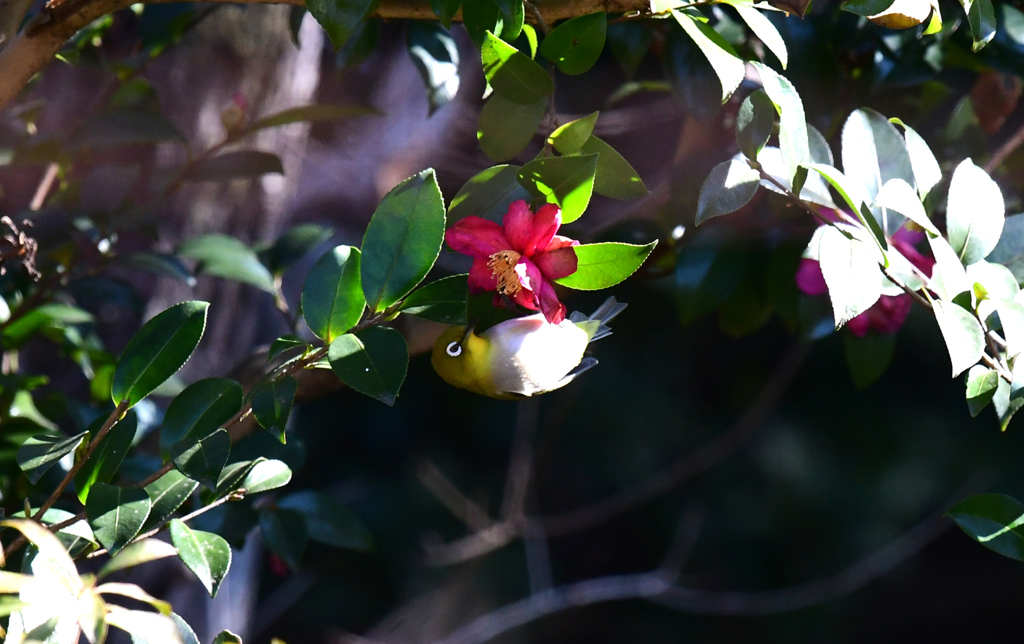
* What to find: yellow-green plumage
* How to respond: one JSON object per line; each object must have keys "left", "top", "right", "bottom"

{"left": 431, "top": 298, "right": 625, "bottom": 399}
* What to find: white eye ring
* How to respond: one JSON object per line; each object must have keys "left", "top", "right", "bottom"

{"left": 446, "top": 341, "right": 462, "bottom": 357}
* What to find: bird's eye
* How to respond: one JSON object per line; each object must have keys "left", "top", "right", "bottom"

{"left": 446, "top": 341, "right": 462, "bottom": 357}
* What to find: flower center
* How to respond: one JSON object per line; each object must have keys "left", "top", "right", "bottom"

{"left": 487, "top": 250, "right": 523, "bottom": 297}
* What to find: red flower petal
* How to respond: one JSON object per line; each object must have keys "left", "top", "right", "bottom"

{"left": 502, "top": 200, "right": 535, "bottom": 256}
{"left": 468, "top": 257, "right": 498, "bottom": 293}
{"left": 795, "top": 258, "right": 829, "bottom": 297}
{"left": 532, "top": 246, "right": 578, "bottom": 280}
{"left": 523, "top": 204, "right": 562, "bottom": 256}
{"left": 446, "top": 216, "right": 511, "bottom": 259}
{"left": 511, "top": 258, "right": 541, "bottom": 311}
{"left": 537, "top": 277, "right": 567, "bottom": 324}
{"left": 543, "top": 235, "right": 579, "bottom": 251}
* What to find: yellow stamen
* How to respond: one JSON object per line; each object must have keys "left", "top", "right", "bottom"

{"left": 487, "top": 250, "right": 523, "bottom": 297}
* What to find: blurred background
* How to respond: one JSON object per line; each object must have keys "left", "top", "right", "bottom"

{"left": 3, "top": 0, "right": 1024, "bottom": 642}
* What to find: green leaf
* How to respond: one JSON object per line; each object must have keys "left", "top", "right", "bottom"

{"left": 481, "top": 31, "right": 554, "bottom": 104}
{"left": 890, "top": 118, "right": 941, "bottom": 200}
{"left": 328, "top": 327, "right": 409, "bottom": 406}
{"left": 122, "top": 253, "right": 195, "bottom": 286}
{"left": 68, "top": 110, "right": 185, "bottom": 150}
{"left": 212, "top": 631, "right": 243, "bottom": 644}
{"left": 578, "top": 135, "right": 648, "bottom": 199}
{"left": 948, "top": 493, "right": 1024, "bottom": 561}
{"left": 398, "top": 274, "right": 468, "bottom": 324}
{"left": 753, "top": 63, "right": 809, "bottom": 182}
{"left": 160, "top": 378, "right": 242, "bottom": 454}
{"left": 995, "top": 300, "right": 1024, "bottom": 358}
{"left": 75, "top": 412, "right": 138, "bottom": 504}
{"left": 736, "top": 89, "right": 774, "bottom": 160}
{"left": 242, "top": 104, "right": 378, "bottom": 136}
{"left": 548, "top": 112, "right": 599, "bottom": 155}
{"left": 994, "top": 376, "right": 1024, "bottom": 430}
{"left": 965, "top": 365, "right": 1000, "bottom": 417}
{"left": 259, "top": 509, "right": 307, "bottom": 571}
{"left": 169, "top": 519, "right": 231, "bottom": 597}
{"left": 968, "top": 261, "right": 1018, "bottom": 300}
{"left": 260, "top": 224, "right": 333, "bottom": 275}
{"left": 672, "top": 9, "right": 744, "bottom": 102}
{"left": 845, "top": 332, "right": 895, "bottom": 389}
{"left": 268, "top": 335, "right": 310, "bottom": 362}
{"left": 361, "top": 169, "right": 446, "bottom": 312}
{"left": 463, "top": 0, "right": 520, "bottom": 46}
{"left": 430, "top": 0, "right": 461, "bottom": 28}
{"left": 555, "top": 241, "right": 657, "bottom": 290}
{"left": 933, "top": 300, "right": 986, "bottom": 377}
{"left": 539, "top": 12, "right": 607, "bottom": 75}
{"left": 112, "top": 301, "right": 209, "bottom": 407}
{"left": 1, "top": 303, "right": 94, "bottom": 350}
{"left": 841, "top": 108, "right": 916, "bottom": 232}
{"left": 517, "top": 154, "right": 598, "bottom": 223}
{"left": 178, "top": 235, "right": 275, "bottom": 292}
{"left": 242, "top": 458, "right": 293, "bottom": 494}
{"left": 121, "top": 609, "right": 193, "bottom": 644}
{"left": 184, "top": 151, "right": 283, "bottom": 182}
{"left": 99, "top": 538, "right": 178, "bottom": 579}
{"left": 927, "top": 234, "right": 971, "bottom": 301}
{"left": 722, "top": 0, "right": 787, "bottom": 67}
{"left": 17, "top": 431, "right": 86, "bottom": 484}
{"left": 251, "top": 377, "right": 297, "bottom": 442}
{"left": 962, "top": 0, "right": 996, "bottom": 51}
{"left": 278, "top": 490, "right": 373, "bottom": 550}
{"left": 494, "top": 0, "right": 524, "bottom": 41}
{"left": 695, "top": 158, "right": 760, "bottom": 225}
{"left": 171, "top": 428, "right": 230, "bottom": 489}
{"left": 305, "top": 0, "right": 374, "bottom": 50}
{"left": 408, "top": 21, "right": 461, "bottom": 115}
{"left": 448, "top": 164, "right": 531, "bottom": 223}
{"left": 816, "top": 224, "right": 883, "bottom": 328}
{"left": 946, "top": 158, "right": 1005, "bottom": 265}
{"left": 477, "top": 94, "right": 547, "bottom": 162}
{"left": 86, "top": 483, "right": 152, "bottom": 555}
{"left": 302, "top": 246, "right": 365, "bottom": 342}
{"left": 214, "top": 459, "right": 262, "bottom": 497}
{"left": 987, "top": 213, "right": 1024, "bottom": 283}
{"left": 143, "top": 470, "right": 199, "bottom": 532}
{"left": 873, "top": 179, "right": 938, "bottom": 235}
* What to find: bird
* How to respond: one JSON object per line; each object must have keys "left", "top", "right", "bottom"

{"left": 431, "top": 297, "right": 627, "bottom": 399}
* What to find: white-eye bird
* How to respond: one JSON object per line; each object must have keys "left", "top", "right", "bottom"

{"left": 431, "top": 298, "right": 626, "bottom": 399}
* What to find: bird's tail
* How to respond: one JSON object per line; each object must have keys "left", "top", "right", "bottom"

{"left": 569, "top": 297, "right": 627, "bottom": 342}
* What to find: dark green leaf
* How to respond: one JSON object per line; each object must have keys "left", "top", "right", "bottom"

{"left": 68, "top": 110, "right": 186, "bottom": 150}
{"left": 408, "top": 21, "right": 461, "bottom": 115}
{"left": 539, "top": 12, "right": 607, "bottom": 75}
{"left": 75, "top": 412, "right": 138, "bottom": 504}
{"left": 994, "top": 376, "right": 1023, "bottom": 430}
{"left": 494, "top": 0, "right": 524, "bottom": 41}
{"left": 251, "top": 377, "right": 297, "bottom": 442}
{"left": 946, "top": 158, "right": 1005, "bottom": 265}
{"left": 675, "top": 243, "right": 748, "bottom": 326}
{"left": 143, "top": 470, "right": 199, "bottom": 532}
{"left": 933, "top": 300, "right": 986, "bottom": 377}
{"left": 1, "top": 304, "right": 94, "bottom": 350}
{"left": 448, "top": 164, "right": 531, "bottom": 223}
{"left": 607, "top": 22, "right": 652, "bottom": 78}
{"left": 171, "top": 429, "right": 230, "bottom": 489}
{"left": 696, "top": 158, "right": 760, "bottom": 225}
{"left": 555, "top": 242, "right": 657, "bottom": 290}
{"left": 430, "top": 0, "right": 461, "bottom": 28}
{"left": 398, "top": 274, "right": 468, "bottom": 324}
{"left": 160, "top": 378, "right": 242, "bottom": 454}
{"left": 463, "top": 0, "right": 520, "bottom": 46}
{"left": 736, "top": 89, "right": 774, "bottom": 160}
{"left": 328, "top": 327, "right": 409, "bottom": 406}
{"left": 578, "top": 135, "right": 648, "bottom": 199}
{"left": 122, "top": 253, "right": 195, "bottom": 286}
{"left": 840, "top": 0, "right": 896, "bottom": 17}
{"left": 301, "top": 245, "right": 364, "bottom": 342}
{"left": 841, "top": 108, "right": 916, "bottom": 233}
{"left": 517, "top": 154, "right": 598, "bottom": 223}
{"left": 268, "top": 335, "right": 310, "bottom": 362}
{"left": 17, "top": 431, "right": 86, "bottom": 484}
{"left": 214, "top": 459, "right": 264, "bottom": 498}
{"left": 260, "top": 224, "right": 333, "bottom": 275}
{"left": 845, "top": 332, "right": 896, "bottom": 389}
{"left": 360, "top": 169, "right": 446, "bottom": 312}
{"left": 86, "top": 483, "right": 152, "bottom": 555}
{"left": 948, "top": 493, "right": 1024, "bottom": 561}
{"left": 305, "top": 0, "right": 374, "bottom": 50}
{"left": 965, "top": 365, "right": 1000, "bottom": 417}
{"left": 963, "top": 0, "right": 996, "bottom": 51}
{"left": 672, "top": 10, "right": 744, "bottom": 102}
{"left": 243, "top": 104, "right": 378, "bottom": 135}
{"left": 477, "top": 94, "right": 547, "bottom": 162}
{"left": 259, "top": 509, "right": 307, "bottom": 571}
{"left": 278, "top": 491, "right": 373, "bottom": 550}
{"left": 212, "top": 631, "right": 243, "bottom": 644}
{"left": 184, "top": 151, "right": 283, "bottom": 182}
{"left": 481, "top": 31, "right": 553, "bottom": 104}
{"left": 178, "top": 235, "right": 275, "bottom": 292}
{"left": 242, "top": 459, "right": 292, "bottom": 494}
{"left": 548, "top": 112, "right": 599, "bottom": 155}
{"left": 169, "top": 519, "right": 231, "bottom": 597}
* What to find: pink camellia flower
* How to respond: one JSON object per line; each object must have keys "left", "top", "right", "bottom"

{"left": 796, "top": 227, "right": 935, "bottom": 337}
{"left": 446, "top": 200, "right": 579, "bottom": 324}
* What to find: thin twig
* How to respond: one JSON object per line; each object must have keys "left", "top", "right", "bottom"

{"left": 984, "top": 118, "right": 1024, "bottom": 173}
{"left": 523, "top": 1, "right": 550, "bottom": 35}
{"left": 29, "top": 163, "right": 59, "bottom": 211}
